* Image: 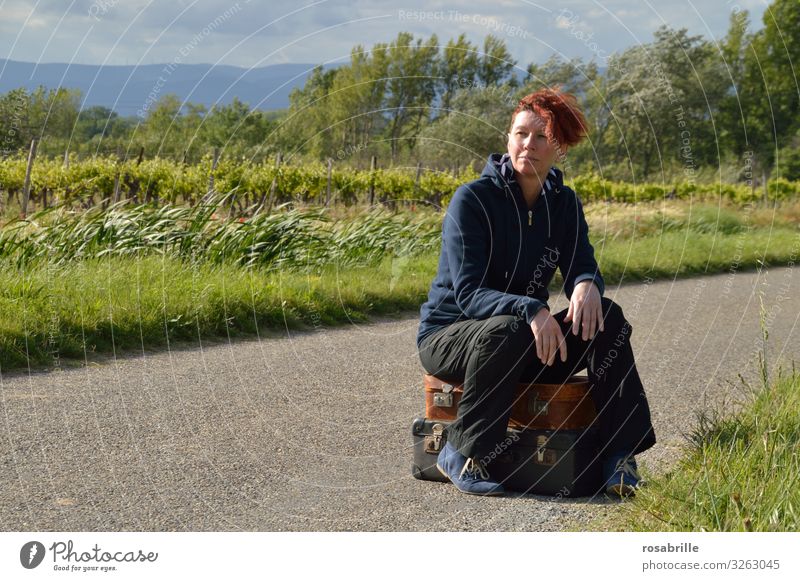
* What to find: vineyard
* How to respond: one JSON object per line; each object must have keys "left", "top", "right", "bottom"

{"left": 1, "top": 154, "right": 800, "bottom": 216}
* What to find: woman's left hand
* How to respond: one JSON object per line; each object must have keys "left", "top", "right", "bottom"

{"left": 563, "top": 280, "right": 604, "bottom": 340}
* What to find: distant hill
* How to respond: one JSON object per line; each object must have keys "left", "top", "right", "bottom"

{"left": 0, "top": 59, "right": 335, "bottom": 116}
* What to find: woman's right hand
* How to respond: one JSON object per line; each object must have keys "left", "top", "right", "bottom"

{"left": 530, "top": 308, "right": 567, "bottom": 366}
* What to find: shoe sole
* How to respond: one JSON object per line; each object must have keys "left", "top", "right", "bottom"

{"left": 436, "top": 463, "right": 505, "bottom": 496}
{"left": 606, "top": 483, "right": 636, "bottom": 498}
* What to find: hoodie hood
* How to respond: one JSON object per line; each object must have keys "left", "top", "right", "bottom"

{"left": 481, "top": 152, "right": 562, "bottom": 238}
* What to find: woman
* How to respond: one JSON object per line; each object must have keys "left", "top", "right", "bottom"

{"left": 416, "top": 87, "right": 656, "bottom": 497}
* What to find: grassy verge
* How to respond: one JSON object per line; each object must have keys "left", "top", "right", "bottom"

{"left": 1, "top": 225, "right": 798, "bottom": 373}
{"left": 580, "top": 368, "right": 800, "bottom": 532}
{"left": 0, "top": 252, "right": 439, "bottom": 371}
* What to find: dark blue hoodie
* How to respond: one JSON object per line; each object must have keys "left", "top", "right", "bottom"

{"left": 417, "top": 153, "right": 605, "bottom": 347}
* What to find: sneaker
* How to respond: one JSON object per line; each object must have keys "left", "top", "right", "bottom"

{"left": 436, "top": 441, "right": 505, "bottom": 496}
{"left": 603, "top": 452, "right": 644, "bottom": 497}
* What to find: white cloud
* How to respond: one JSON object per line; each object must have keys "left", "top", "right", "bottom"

{"left": 0, "top": 0, "right": 772, "bottom": 68}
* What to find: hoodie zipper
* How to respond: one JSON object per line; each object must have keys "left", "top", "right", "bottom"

{"left": 528, "top": 210, "right": 532, "bottom": 226}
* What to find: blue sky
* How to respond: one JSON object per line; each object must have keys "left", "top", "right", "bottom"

{"left": 0, "top": 0, "right": 770, "bottom": 70}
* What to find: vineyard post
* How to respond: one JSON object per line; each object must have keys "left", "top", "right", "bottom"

{"left": 325, "top": 158, "right": 332, "bottom": 206}
{"left": 265, "top": 151, "right": 282, "bottom": 214}
{"left": 112, "top": 170, "right": 122, "bottom": 205}
{"left": 21, "top": 138, "right": 37, "bottom": 218}
{"left": 414, "top": 161, "right": 422, "bottom": 208}
{"left": 205, "top": 147, "right": 220, "bottom": 204}
{"left": 129, "top": 147, "right": 144, "bottom": 204}
{"left": 368, "top": 155, "right": 376, "bottom": 206}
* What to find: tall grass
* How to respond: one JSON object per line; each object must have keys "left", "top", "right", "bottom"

{"left": 584, "top": 368, "right": 800, "bottom": 532}
{"left": 582, "top": 300, "right": 800, "bottom": 532}
{"left": 0, "top": 194, "right": 442, "bottom": 270}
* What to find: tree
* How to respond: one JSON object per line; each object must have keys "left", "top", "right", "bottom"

{"left": 139, "top": 93, "right": 185, "bottom": 157}
{"left": 438, "top": 34, "right": 480, "bottom": 113}
{"left": 75, "top": 106, "right": 118, "bottom": 141}
{"left": 477, "top": 35, "right": 516, "bottom": 86}
{"left": 737, "top": 0, "right": 800, "bottom": 173}
{"left": 417, "top": 84, "right": 514, "bottom": 167}
{"left": 327, "top": 43, "right": 388, "bottom": 157}
{"left": 383, "top": 32, "right": 440, "bottom": 161}
{"left": 282, "top": 65, "right": 339, "bottom": 157}
{"left": 596, "top": 26, "right": 725, "bottom": 179}
{"left": 717, "top": 10, "right": 751, "bottom": 159}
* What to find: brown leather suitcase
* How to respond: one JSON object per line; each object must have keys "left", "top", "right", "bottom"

{"left": 423, "top": 374, "right": 597, "bottom": 430}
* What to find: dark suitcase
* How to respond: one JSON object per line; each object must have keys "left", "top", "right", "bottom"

{"left": 411, "top": 417, "right": 603, "bottom": 496}
{"left": 423, "top": 374, "right": 597, "bottom": 430}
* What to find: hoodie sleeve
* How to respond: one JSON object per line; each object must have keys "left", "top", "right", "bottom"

{"left": 444, "top": 185, "right": 549, "bottom": 324}
{"left": 558, "top": 191, "right": 605, "bottom": 299}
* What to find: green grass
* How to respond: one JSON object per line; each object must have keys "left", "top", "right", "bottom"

{"left": 581, "top": 368, "right": 800, "bottom": 531}
{"left": 0, "top": 252, "right": 439, "bottom": 372}
{"left": 1, "top": 225, "right": 798, "bottom": 373}
{"left": 1, "top": 196, "right": 800, "bottom": 372}
{"left": 595, "top": 229, "right": 800, "bottom": 282}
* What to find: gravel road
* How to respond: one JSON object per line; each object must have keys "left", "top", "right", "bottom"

{"left": 2, "top": 265, "right": 799, "bottom": 531}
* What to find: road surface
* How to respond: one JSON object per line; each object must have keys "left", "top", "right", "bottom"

{"left": 2, "top": 265, "right": 799, "bottom": 531}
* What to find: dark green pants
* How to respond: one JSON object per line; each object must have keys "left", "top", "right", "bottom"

{"left": 418, "top": 297, "right": 656, "bottom": 460}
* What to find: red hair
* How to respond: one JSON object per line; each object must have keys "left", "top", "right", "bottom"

{"left": 509, "top": 87, "right": 588, "bottom": 149}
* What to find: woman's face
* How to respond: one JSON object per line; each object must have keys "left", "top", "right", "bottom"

{"left": 507, "top": 110, "right": 561, "bottom": 180}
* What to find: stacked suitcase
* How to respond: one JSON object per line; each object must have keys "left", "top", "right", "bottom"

{"left": 412, "top": 375, "right": 604, "bottom": 496}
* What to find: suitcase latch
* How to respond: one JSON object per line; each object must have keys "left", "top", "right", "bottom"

{"left": 424, "top": 423, "right": 446, "bottom": 454}
{"left": 529, "top": 395, "right": 549, "bottom": 416}
{"left": 433, "top": 392, "right": 453, "bottom": 407}
{"left": 534, "top": 435, "right": 557, "bottom": 465}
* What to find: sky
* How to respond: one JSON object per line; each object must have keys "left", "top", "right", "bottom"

{"left": 0, "top": 0, "right": 771, "bottom": 71}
